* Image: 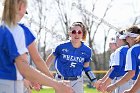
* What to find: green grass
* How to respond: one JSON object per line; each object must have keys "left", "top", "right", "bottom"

{"left": 32, "top": 86, "right": 100, "bottom": 93}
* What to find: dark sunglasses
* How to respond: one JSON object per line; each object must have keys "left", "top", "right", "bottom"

{"left": 71, "top": 30, "right": 82, "bottom": 34}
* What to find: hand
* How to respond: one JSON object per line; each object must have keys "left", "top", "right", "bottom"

{"left": 24, "top": 79, "right": 32, "bottom": 93}
{"left": 94, "top": 80, "right": 102, "bottom": 89}
{"left": 106, "top": 84, "right": 116, "bottom": 93}
{"left": 55, "top": 81, "right": 74, "bottom": 93}
{"left": 98, "top": 82, "right": 107, "bottom": 92}
{"left": 31, "top": 82, "right": 41, "bottom": 91}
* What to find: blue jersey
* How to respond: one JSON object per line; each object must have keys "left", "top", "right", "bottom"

{"left": 0, "top": 23, "right": 35, "bottom": 80}
{"left": 53, "top": 41, "right": 92, "bottom": 77}
{"left": 125, "top": 44, "right": 140, "bottom": 80}
{"left": 109, "top": 45, "right": 129, "bottom": 79}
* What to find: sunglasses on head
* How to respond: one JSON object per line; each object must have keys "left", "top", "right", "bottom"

{"left": 71, "top": 30, "right": 82, "bottom": 34}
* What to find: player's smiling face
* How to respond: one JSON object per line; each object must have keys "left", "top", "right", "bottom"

{"left": 69, "top": 26, "right": 83, "bottom": 43}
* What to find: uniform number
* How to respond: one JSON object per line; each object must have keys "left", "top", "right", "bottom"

{"left": 70, "top": 62, "right": 77, "bottom": 68}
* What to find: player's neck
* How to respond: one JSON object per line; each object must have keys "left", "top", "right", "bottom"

{"left": 71, "top": 41, "right": 82, "bottom": 48}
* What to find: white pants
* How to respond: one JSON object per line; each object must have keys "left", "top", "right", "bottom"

{"left": 55, "top": 75, "right": 84, "bottom": 93}
{"left": 115, "top": 77, "right": 134, "bottom": 93}
{"left": 0, "top": 79, "right": 24, "bottom": 93}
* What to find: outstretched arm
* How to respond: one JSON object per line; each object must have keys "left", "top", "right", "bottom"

{"left": 100, "top": 67, "right": 113, "bottom": 82}
{"left": 83, "top": 62, "right": 97, "bottom": 86}
{"left": 46, "top": 53, "right": 55, "bottom": 69}
{"left": 124, "top": 74, "right": 140, "bottom": 93}
{"left": 28, "top": 42, "right": 53, "bottom": 78}
{"left": 106, "top": 70, "right": 135, "bottom": 93}
{"left": 15, "top": 55, "right": 74, "bottom": 93}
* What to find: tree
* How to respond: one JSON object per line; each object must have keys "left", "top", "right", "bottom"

{"left": 75, "top": 0, "right": 115, "bottom": 70}
{"left": 54, "top": 0, "right": 73, "bottom": 40}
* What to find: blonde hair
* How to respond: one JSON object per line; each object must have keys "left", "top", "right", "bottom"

{"left": 2, "top": 0, "right": 27, "bottom": 27}
{"left": 70, "top": 22, "right": 87, "bottom": 41}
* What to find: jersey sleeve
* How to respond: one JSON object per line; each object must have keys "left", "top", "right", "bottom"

{"left": 109, "top": 66, "right": 121, "bottom": 79}
{"left": 53, "top": 45, "right": 60, "bottom": 57}
{"left": 111, "top": 50, "right": 120, "bottom": 66}
{"left": 84, "top": 49, "right": 92, "bottom": 62}
{"left": 19, "top": 24, "right": 36, "bottom": 47}
{"left": 109, "top": 53, "right": 114, "bottom": 67}
{"left": 4, "top": 28, "right": 20, "bottom": 63}
{"left": 125, "top": 49, "right": 137, "bottom": 71}
{"left": 111, "top": 49, "right": 124, "bottom": 66}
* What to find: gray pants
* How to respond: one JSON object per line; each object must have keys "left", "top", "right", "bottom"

{"left": 0, "top": 79, "right": 24, "bottom": 93}
{"left": 55, "top": 75, "right": 83, "bottom": 93}
{"left": 111, "top": 79, "right": 116, "bottom": 93}
{"left": 115, "top": 77, "right": 134, "bottom": 93}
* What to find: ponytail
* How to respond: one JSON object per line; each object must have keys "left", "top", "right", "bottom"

{"left": 2, "top": 0, "right": 18, "bottom": 26}
{"left": 2, "top": 0, "right": 27, "bottom": 27}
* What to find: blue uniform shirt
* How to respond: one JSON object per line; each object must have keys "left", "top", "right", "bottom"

{"left": 109, "top": 45, "right": 129, "bottom": 79}
{"left": 0, "top": 23, "right": 35, "bottom": 80}
{"left": 53, "top": 41, "right": 92, "bottom": 77}
{"left": 125, "top": 44, "right": 140, "bottom": 80}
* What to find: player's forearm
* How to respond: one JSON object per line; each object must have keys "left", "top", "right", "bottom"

{"left": 46, "top": 54, "right": 55, "bottom": 69}
{"left": 129, "top": 75, "right": 140, "bottom": 93}
{"left": 33, "top": 57, "right": 53, "bottom": 78}
{"left": 103, "top": 77, "right": 112, "bottom": 86}
{"left": 101, "top": 68, "right": 112, "bottom": 81}
{"left": 15, "top": 59, "right": 58, "bottom": 89}
{"left": 115, "top": 70, "right": 135, "bottom": 87}
{"left": 28, "top": 42, "right": 53, "bottom": 78}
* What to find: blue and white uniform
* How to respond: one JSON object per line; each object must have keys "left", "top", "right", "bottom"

{"left": 125, "top": 44, "right": 140, "bottom": 80}
{"left": 0, "top": 23, "right": 35, "bottom": 93}
{"left": 53, "top": 41, "right": 92, "bottom": 93}
{"left": 125, "top": 43, "right": 140, "bottom": 93}
{"left": 109, "top": 45, "right": 129, "bottom": 78}
{"left": 109, "top": 45, "right": 130, "bottom": 93}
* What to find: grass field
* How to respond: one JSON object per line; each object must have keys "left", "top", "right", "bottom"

{"left": 32, "top": 86, "right": 100, "bottom": 93}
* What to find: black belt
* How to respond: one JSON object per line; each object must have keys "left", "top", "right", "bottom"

{"left": 57, "top": 74, "right": 80, "bottom": 81}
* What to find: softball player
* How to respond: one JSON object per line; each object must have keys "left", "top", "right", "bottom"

{"left": 96, "top": 37, "right": 118, "bottom": 93}
{"left": 106, "top": 26, "right": 140, "bottom": 93}
{"left": 0, "top": 0, "right": 74, "bottom": 93}
{"left": 46, "top": 22, "right": 97, "bottom": 93}
{"left": 99, "top": 30, "right": 130, "bottom": 93}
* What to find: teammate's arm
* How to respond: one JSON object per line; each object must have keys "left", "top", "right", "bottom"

{"left": 28, "top": 42, "right": 53, "bottom": 78}
{"left": 15, "top": 55, "right": 74, "bottom": 93}
{"left": 100, "top": 67, "right": 113, "bottom": 82}
{"left": 98, "top": 66, "right": 120, "bottom": 92}
{"left": 106, "top": 70, "right": 135, "bottom": 93}
{"left": 46, "top": 53, "right": 56, "bottom": 69}
{"left": 124, "top": 74, "right": 140, "bottom": 93}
